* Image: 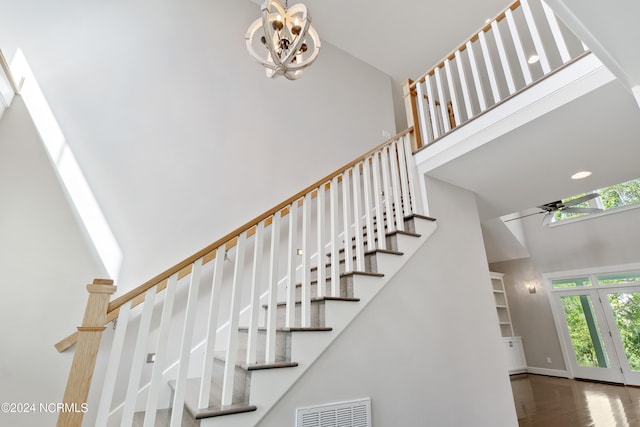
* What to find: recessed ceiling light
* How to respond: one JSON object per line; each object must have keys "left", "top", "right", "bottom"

{"left": 571, "top": 171, "right": 592, "bottom": 180}
{"left": 528, "top": 54, "right": 540, "bottom": 64}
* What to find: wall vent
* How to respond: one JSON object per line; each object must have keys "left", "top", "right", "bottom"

{"left": 296, "top": 398, "right": 371, "bottom": 427}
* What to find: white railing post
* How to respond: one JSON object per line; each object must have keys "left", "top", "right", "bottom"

{"left": 285, "top": 201, "right": 299, "bottom": 327}
{"left": 388, "top": 144, "right": 405, "bottom": 232}
{"left": 434, "top": 67, "right": 451, "bottom": 133}
{"left": 396, "top": 140, "right": 412, "bottom": 219}
{"left": 363, "top": 158, "right": 376, "bottom": 252}
{"left": 221, "top": 234, "right": 247, "bottom": 407}
{"left": 301, "top": 194, "right": 312, "bottom": 328}
{"left": 478, "top": 30, "right": 501, "bottom": 104}
{"left": 541, "top": 0, "right": 571, "bottom": 64}
{"left": 372, "top": 152, "right": 387, "bottom": 250}
{"left": 329, "top": 176, "right": 341, "bottom": 297}
{"left": 402, "top": 135, "right": 420, "bottom": 216}
{"left": 444, "top": 59, "right": 462, "bottom": 126}
{"left": 521, "top": 0, "right": 552, "bottom": 73}
{"left": 492, "top": 20, "right": 517, "bottom": 95}
{"left": 466, "top": 40, "right": 488, "bottom": 111}
{"left": 265, "top": 212, "right": 281, "bottom": 363}
{"left": 342, "top": 170, "right": 354, "bottom": 273}
{"left": 144, "top": 275, "right": 178, "bottom": 426}
{"left": 121, "top": 288, "right": 156, "bottom": 427}
{"left": 425, "top": 74, "right": 441, "bottom": 139}
{"left": 505, "top": 8, "right": 533, "bottom": 85}
{"left": 416, "top": 81, "right": 433, "bottom": 144}
{"left": 247, "top": 222, "right": 265, "bottom": 365}
{"left": 316, "top": 184, "right": 327, "bottom": 298}
{"left": 170, "top": 258, "right": 203, "bottom": 426}
{"left": 380, "top": 146, "right": 396, "bottom": 234}
{"left": 198, "top": 249, "right": 225, "bottom": 408}
{"left": 455, "top": 50, "right": 475, "bottom": 120}
{"left": 95, "top": 301, "right": 131, "bottom": 427}
{"left": 352, "top": 163, "right": 365, "bottom": 271}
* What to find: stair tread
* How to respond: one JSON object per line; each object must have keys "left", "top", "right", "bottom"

{"left": 212, "top": 351, "right": 299, "bottom": 371}
{"left": 262, "top": 296, "right": 360, "bottom": 309}
{"left": 168, "top": 378, "right": 254, "bottom": 420}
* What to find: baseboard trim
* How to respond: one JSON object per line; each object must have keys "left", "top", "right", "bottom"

{"left": 526, "top": 367, "right": 570, "bottom": 378}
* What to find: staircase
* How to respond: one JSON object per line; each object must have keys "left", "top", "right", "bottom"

{"left": 56, "top": 131, "right": 437, "bottom": 427}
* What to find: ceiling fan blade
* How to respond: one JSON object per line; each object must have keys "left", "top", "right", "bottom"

{"left": 564, "top": 193, "right": 600, "bottom": 207}
{"left": 542, "top": 212, "right": 553, "bottom": 226}
{"left": 503, "top": 211, "right": 545, "bottom": 222}
{"left": 562, "top": 207, "right": 603, "bottom": 214}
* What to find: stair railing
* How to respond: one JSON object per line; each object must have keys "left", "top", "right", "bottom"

{"left": 403, "top": 0, "right": 589, "bottom": 149}
{"left": 57, "top": 129, "right": 422, "bottom": 427}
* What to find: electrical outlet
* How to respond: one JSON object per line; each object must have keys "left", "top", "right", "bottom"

{"left": 546, "top": 357, "right": 552, "bottom": 364}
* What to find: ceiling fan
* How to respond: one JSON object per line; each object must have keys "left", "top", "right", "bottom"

{"left": 504, "top": 193, "right": 603, "bottom": 225}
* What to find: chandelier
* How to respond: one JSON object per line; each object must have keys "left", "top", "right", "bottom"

{"left": 245, "top": 0, "right": 321, "bottom": 80}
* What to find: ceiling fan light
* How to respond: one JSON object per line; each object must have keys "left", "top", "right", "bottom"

{"left": 571, "top": 171, "right": 592, "bottom": 180}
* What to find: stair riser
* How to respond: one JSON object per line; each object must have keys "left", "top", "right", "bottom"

{"left": 275, "top": 300, "right": 325, "bottom": 329}
{"left": 236, "top": 330, "right": 291, "bottom": 364}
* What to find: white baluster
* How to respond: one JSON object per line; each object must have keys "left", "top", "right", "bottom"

{"left": 541, "top": 0, "right": 571, "bottom": 64}
{"left": 221, "top": 234, "right": 247, "bottom": 407}
{"left": 247, "top": 222, "right": 265, "bottom": 365}
{"left": 425, "top": 74, "right": 441, "bottom": 139}
{"left": 329, "top": 176, "right": 341, "bottom": 297}
{"left": 396, "top": 140, "right": 412, "bottom": 218}
{"left": 198, "top": 250, "right": 225, "bottom": 408}
{"left": 455, "top": 50, "right": 475, "bottom": 120}
{"left": 144, "top": 275, "right": 178, "bottom": 427}
{"left": 492, "top": 20, "right": 517, "bottom": 95}
{"left": 466, "top": 40, "right": 488, "bottom": 111}
{"left": 301, "top": 193, "right": 312, "bottom": 328}
{"left": 95, "top": 301, "right": 131, "bottom": 427}
{"left": 265, "top": 211, "right": 281, "bottom": 363}
{"left": 388, "top": 143, "right": 405, "bottom": 232}
{"left": 444, "top": 59, "right": 462, "bottom": 126}
{"left": 342, "top": 170, "right": 354, "bottom": 273}
{"left": 121, "top": 288, "right": 156, "bottom": 426}
{"left": 363, "top": 158, "right": 375, "bottom": 252}
{"left": 505, "top": 8, "right": 533, "bottom": 85}
{"left": 521, "top": 0, "right": 552, "bottom": 73}
{"left": 434, "top": 66, "right": 451, "bottom": 133}
{"left": 402, "top": 135, "right": 421, "bottom": 215}
{"left": 416, "top": 80, "right": 433, "bottom": 143}
{"left": 372, "top": 152, "right": 387, "bottom": 250}
{"left": 316, "top": 184, "right": 327, "bottom": 298}
{"left": 170, "top": 258, "right": 203, "bottom": 426}
{"left": 285, "top": 201, "right": 299, "bottom": 327}
{"left": 380, "top": 146, "right": 396, "bottom": 234}
{"left": 352, "top": 162, "right": 365, "bottom": 271}
{"left": 478, "top": 30, "right": 501, "bottom": 104}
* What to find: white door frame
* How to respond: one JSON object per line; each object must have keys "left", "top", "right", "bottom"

{"left": 544, "top": 262, "right": 640, "bottom": 385}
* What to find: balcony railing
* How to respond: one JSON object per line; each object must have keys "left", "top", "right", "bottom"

{"left": 404, "top": 0, "right": 588, "bottom": 149}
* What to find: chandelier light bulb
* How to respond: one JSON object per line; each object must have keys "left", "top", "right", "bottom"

{"left": 245, "top": 0, "right": 321, "bottom": 80}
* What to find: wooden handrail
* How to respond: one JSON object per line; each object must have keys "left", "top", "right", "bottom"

{"left": 411, "top": 0, "right": 521, "bottom": 87}
{"left": 0, "top": 49, "right": 21, "bottom": 95}
{"left": 55, "top": 127, "right": 415, "bottom": 352}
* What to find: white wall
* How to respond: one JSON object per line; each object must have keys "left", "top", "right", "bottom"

{"left": 488, "top": 206, "right": 640, "bottom": 375}
{"left": 0, "top": 97, "right": 107, "bottom": 426}
{"left": 257, "top": 177, "right": 518, "bottom": 426}
{"left": 0, "top": 0, "right": 396, "bottom": 293}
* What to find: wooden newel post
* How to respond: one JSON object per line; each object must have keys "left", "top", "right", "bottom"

{"left": 402, "top": 78, "right": 423, "bottom": 152}
{"left": 57, "top": 279, "right": 116, "bottom": 427}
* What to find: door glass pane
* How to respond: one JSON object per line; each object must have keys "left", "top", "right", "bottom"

{"left": 553, "top": 277, "right": 592, "bottom": 288}
{"left": 608, "top": 292, "right": 640, "bottom": 371}
{"left": 561, "top": 295, "right": 610, "bottom": 368}
{"left": 598, "top": 272, "right": 640, "bottom": 285}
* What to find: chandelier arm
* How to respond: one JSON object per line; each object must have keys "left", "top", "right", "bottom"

{"left": 277, "top": 4, "right": 312, "bottom": 66}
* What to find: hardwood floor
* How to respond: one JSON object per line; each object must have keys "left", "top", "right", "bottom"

{"left": 512, "top": 374, "right": 640, "bottom": 427}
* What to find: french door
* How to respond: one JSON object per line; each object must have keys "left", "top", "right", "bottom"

{"left": 552, "top": 272, "right": 640, "bottom": 386}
